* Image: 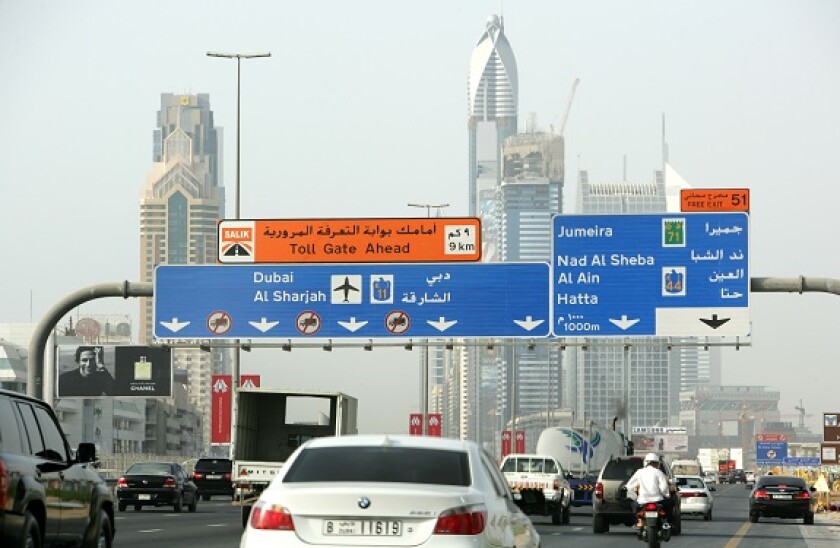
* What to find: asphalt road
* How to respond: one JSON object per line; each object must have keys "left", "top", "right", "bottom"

{"left": 112, "top": 484, "right": 840, "bottom": 547}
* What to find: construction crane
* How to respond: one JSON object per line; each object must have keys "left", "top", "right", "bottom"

{"left": 794, "top": 399, "right": 813, "bottom": 429}
{"left": 550, "top": 77, "right": 580, "bottom": 138}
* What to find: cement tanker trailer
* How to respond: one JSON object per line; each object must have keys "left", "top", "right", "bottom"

{"left": 536, "top": 419, "right": 632, "bottom": 506}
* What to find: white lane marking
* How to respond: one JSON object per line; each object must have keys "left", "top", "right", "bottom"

{"left": 207, "top": 524, "right": 229, "bottom": 527}
{"left": 138, "top": 529, "right": 163, "bottom": 533}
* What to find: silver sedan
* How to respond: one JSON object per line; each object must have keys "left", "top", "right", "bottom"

{"left": 676, "top": 475, "right": 714, "bottom": 520}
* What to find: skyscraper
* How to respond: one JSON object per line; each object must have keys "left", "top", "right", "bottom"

{"left": 139, "top": 93, "right": 226, "bottom": 451}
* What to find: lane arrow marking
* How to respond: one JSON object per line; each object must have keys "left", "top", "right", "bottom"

{"left": 249, "top": 318, "right": 280, "bottom": 332}
{"left": 513, "top": 316, "right": 545, "bottom": 331}
{"left": 428, "top": 317, "right": 458, "bottom": 332}
{"left": 160, "top": 318, "right": 190, "bottom": 333}
{"left": 337, "top": 317, "right": 369, "bottom": 332}
{"left": 699, "top": 314, "right": 731, "bottom": 329}
{"left": 608, "top": 315, "right": 640, "bottom": 330}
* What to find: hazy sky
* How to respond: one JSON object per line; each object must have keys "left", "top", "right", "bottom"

{"left": 1, "top": 1, "right": 839, "bottom": 434}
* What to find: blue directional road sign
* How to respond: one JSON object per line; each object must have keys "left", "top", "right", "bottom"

{"left": 551, "top": 213, "right": 749, "bottom": 337}
{"left": 154, "top": 263, "right": 550, "bottom": 339}
{"left": 783, "top": 457, "right": 820, "bottom": 467}
{"left": 756, "top": 441, "right": 788, "bottom": 466}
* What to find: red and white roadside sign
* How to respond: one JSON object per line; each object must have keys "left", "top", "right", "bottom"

{"left": 408, "top": 413, "right": 423, "bottom": 436}
{"left": 515, "top": 430, "right": 526, "bottom": 454}
{"left": 501, "top": 430, "right": 512, "bottom": 458}
{"left": 210, "top": 374, "right": 260, "bottom": 445}
{"left": 427, "top": 413, "right": 442, "bottom": 437}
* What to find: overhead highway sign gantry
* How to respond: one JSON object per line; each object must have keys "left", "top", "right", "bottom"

{"left": 154, "top": 262, "right": 550, "bottom": 340}
{"left": 551, "top": 212, "right": 750, "bottom": 337}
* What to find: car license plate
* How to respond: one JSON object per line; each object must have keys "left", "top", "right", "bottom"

{"left": 323, "top": 520, "right": 402, "bottom": 536}
{"left": 645, "top": 511, "right": 659, "bottom": 518}
{"left": 774, "top": 494, "right": 792, "bottom": 500}
{"left": 138, "top": 494, "right": 151, "bottom": 500}
{"left": 206, "top": 474, "right": 222, "bottom": 479}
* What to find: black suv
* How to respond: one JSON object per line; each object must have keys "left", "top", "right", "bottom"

{"left": 592, "top": 455, "right": 682, "bottom": 535}
{"left": 192, "top": 457, "right": 234, "bottom": 500}
{"left": 0, "top": 388, "right": 115, "bottom": 547}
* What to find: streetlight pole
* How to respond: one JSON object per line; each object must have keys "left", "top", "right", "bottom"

{"left": 407, "top": 203, "right": 449, "bottom": 435}
{"left": 207, "top": 51, "right": 270, "bottom": 458}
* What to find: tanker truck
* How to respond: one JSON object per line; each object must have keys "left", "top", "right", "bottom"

{"left": 535, "top": 418, "right": 633, "bottom": 506}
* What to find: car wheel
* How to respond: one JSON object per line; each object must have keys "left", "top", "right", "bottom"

{"left": 242, "top": 505, "right": 252, "bottom": 528}
{"left": 804, "top": 513, "right": 814, "bottom": 525}
{"left": 562, "top": 504, "right": 572, "bottom": 525}
{"left": 134, "top": 504, "right": 142, "bottom": 511}
{"left": 202, "top": 494, "right": 211, "bottom": 501}
{"left": 189, "top": 495, "right": 198, "bottom": 513}
{"left": 704, "top": 510, "right": 712, "bottom": 521}
{"left": 749, "top": 513, "right": 759, "bottom": 523}
{"left": 21, "top": 511, "right": 41, "bottom": 548}
{"left": 593, "top": 513, "right": 609, "bottom": 534}
{"left": 670, "top": 512, "right": 682, "bottom": 536}
{"left": 174, "top": 495, "right": 183, "bottom": 512}
{"left": 118, "top": 502, "right": 126, "bottom": 512}
{"left": 85, "top": 510, "right": 113, "bottom": 548}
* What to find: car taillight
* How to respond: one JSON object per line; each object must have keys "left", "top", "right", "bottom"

{"left": 433, "top": 504, "right": 487, "bottom": 535}
{"left": 163, "top": 477, "right": 177, "bottom": 488}
{"left": 644, "top": 503, "right": 659, "bottom": 511}
{"left": 250, "top": 502, "right": 295, "bottom": 530}
{"left": 116, "top": 476, "right": 128, "bottom": 488}
{"left": 594, "top": 482, "right": 604, "bottom": 500}
{"left": 553, "top": 479, "right": 560, "bottom": 490}
{"left": 794, "top": 491, "right": 811, "bottom": 500}
{"left": 0, "top": 459, "right": 8, "bottom": 508}
{"left": 753, "top": 489, "right": 769, "bottom": 500}
{"left": 680, "top": 491, "right": 707, "bottom": 498}
{"left": 224, "top": 473, "right": 232, "bottom": 480}
{"left": 192, "top": 472, "right": 203, "bottom": 480}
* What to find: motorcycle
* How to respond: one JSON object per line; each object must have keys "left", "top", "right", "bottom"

{"left": 636, "top": 501, "right": 671, "bottom": 547}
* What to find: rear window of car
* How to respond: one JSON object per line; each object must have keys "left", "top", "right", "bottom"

{"left": 677, "top": 477, "right": 705, "bottom": 489}
{"left": 128, "top": 462, "right": 174, "bottom": 475}
{"left": 758, "top": 476, "right": 805, "bottom": 488}
{"left": 601, "top": 458, "right": 643, "bottom": 480}
{"left": 195, "top": 458, "right": 232, "bottom": 472}
{"left": 283, "top": 446, "right": 471, "bottom": 486}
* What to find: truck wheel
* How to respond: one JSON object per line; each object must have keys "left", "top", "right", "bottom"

{"left": 21, "top": 511, "right": 41, "bottom": 548}
{"left": 202, "top": 494, "right": 211, "bottom": 501}
{"left": 242, "top": 504, "right": 252, "bottom": 528}
{"left": 562, "top": 505, "right": 572, "bottom": 524}
{"left": 593, "top": 514, "right": 609, "bottom": 533}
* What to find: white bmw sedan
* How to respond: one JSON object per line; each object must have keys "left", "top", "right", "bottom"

{"left": 240, "top": 435, "right": 540, "bottom": 548}
{"left": 676, "top": 475, "right": 715, "bottom": 520}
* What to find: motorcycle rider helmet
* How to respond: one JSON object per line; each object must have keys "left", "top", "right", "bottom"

{"left": 644, "top": 452, "right": 660, "bottom": 465}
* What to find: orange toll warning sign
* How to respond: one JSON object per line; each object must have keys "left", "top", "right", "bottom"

{"left": 217, "top": 218, "right": 482, "bottom": 263}
{"left": 681, "top": 188, "right": 750, "bottom": 212}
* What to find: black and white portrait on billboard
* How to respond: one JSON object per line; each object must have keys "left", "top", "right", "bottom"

{"left": 57, "top": 345, "right": 116, "bottom": 397}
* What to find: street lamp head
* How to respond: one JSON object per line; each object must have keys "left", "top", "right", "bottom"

{"left": 207, "top": 51, "right": 272, "bottom": 59}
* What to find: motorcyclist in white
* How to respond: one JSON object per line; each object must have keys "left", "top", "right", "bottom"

{"left": 626, "top": 453, "right": 672, "bottom": 526}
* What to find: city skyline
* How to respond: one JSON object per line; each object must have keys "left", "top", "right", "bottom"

{"left": 2, "top": 1, "right": 839, "bottom": 434}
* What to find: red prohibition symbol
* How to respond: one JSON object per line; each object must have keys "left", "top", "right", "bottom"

{"left": 385, "top": 310, "right": 410, "bottom": 334}
{"left": 207, "top": 311, "right": 233, "bottom": 335}
{"left": 296, "top": 311, "right": 322, "bottom": 335}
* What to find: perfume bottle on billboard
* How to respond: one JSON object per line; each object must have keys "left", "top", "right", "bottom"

{"left": 134, "top": 356, "right": 152, "bottom": 381}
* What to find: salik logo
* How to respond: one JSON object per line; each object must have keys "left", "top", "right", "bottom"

{"left": 241, "top": 378, "right": 256, "bottom": 388}
{"left": 212, "top": 378, "right": 230, "bottom": 393}
{"left": 219, "top": 220, "right": 256, "bottom": 263}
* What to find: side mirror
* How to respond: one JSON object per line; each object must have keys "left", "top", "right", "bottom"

{"left": 77, "top": 442, "right": 97, "bottom": 464}
{"left": 709, "top": 486, "right": 716, "bottom": 492}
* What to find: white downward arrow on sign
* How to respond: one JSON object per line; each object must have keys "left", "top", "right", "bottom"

{"left": 249, "top": 318, "right": 280, "bottom": 332}
{"left": 160, "top": 318, "right": 190, "bottom": 332}
{"left": 337, "top": 317, "right": 368, "bottom": 332}
{"left": 513, "top": 316, "right": 545, "bottom": 331}
{"left": 608, "top": 315, "right": 641, "bottom": 330}
{"left": 428, "top": 317, "right": 458, "bottom": 332}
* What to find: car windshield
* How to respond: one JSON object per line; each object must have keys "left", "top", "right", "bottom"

{"left": 601, "top": 459, "right": 643, "bottom": 480}
{"left": 677, "top": 477, "right": 705, "bottom": 489}
{"left": 758, "top": 476, "right": 806, "bottom": 488}
{"left": 195, "top": 459, "right": 232, "bottom": 472}
{"left": 127, "top": 462, "right": 173, "bottom": 475}
{"left": 283, "top": 446, "right": 471, "bottom": 486}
